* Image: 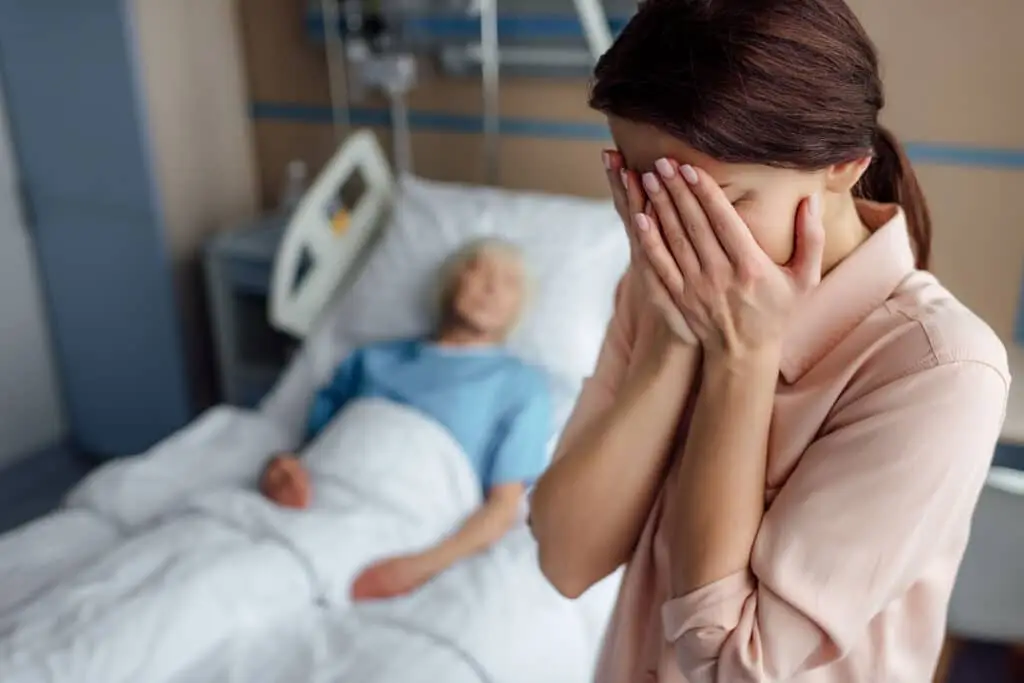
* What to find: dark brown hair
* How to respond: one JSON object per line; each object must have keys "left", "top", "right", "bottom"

{"left": 590, "top": 0, "right": 932, "bottom": 269}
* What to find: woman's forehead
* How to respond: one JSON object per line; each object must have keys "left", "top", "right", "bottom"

{"left": 608, "top": 116, "right": 747, "bottom": 186}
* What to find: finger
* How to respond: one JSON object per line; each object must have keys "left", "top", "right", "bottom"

{"left": 787, "top": 194, "right": 826, "bottom": 288}
{"left": 601, "top": 149, "right": 645, "bottom": 223}
{"left": 641, "top": 170, "right": 703, "bottom": 278}
{"left": 651, "top": 160, "right": 731, "bottom": 275}
{"left": 622, "top": 167, "right": 645, "bottom": 219}
{"left": 602, "top": 150, "right": 630, "bottom": 222}
{"left": 650, "top": 275, "right": 701, "bottom": 345}
{"left": 677, "top": 163, "right": 765, "bottom": 267}
{"left": 641, "top": 261, "right": 702, "bottom": 346}
{"left": 634, "top": 213, "right": 687, "bottom": 308}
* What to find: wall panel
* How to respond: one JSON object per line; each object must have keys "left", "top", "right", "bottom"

{"left": 921, "top": 165, "right": 1024, "bottom": 341}
{"left": 239, "top": 1, "right": 1024, "bottom": 341}
{"left": 850, "top": 0, "right": 1024, "bottom": 149}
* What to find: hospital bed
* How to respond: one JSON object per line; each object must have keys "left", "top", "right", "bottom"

{"left": 2, "top": 126, "right": 1021, "bottom": 678}
{"left": 0, "top": 130, "right": 630, "bottom": 683}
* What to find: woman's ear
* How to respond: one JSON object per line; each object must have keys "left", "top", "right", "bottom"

{"left": 824, "top": 156, "right": 872, "bottom": 193}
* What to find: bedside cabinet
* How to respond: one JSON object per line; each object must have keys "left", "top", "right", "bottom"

{"left": 205, "top": 215, "right": 299, "bottom": 407}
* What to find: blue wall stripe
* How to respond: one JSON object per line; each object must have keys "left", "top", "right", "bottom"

{"left": 252, "top": 102, "right": 1024, "bottom": 171}
{"left": 905, "top": 143, "right": 1024, "bottom": 171}
{"left": 305, "top": 12, "right": 631, "bottom": 42}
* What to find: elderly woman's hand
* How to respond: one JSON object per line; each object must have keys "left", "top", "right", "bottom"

{"left": 259, "top": 454, "right": 312, "bottom": 509}
{"left": 351, "top": 553, "right": 439, "bottom": 601}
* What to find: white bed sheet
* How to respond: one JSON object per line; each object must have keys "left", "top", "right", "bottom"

{"left": 0, "top": 172, "right": 632, "bottom": 681}
{"left": 0, "top": 407, "right": 284, "bottom": 632}
{"left": 166, "top": 540, "right": 620, "bottom": 683}
{"left": 0, "top": 401, "right": 619, "bottom": 683}
{"left": 167, "top": 607, "right": 488, "bottom": 683}
{"left": 0, "top": 508, "right": 120, "bottom": 618}
{"left": 66, "top": 406, "right": 295, "bottom": 531}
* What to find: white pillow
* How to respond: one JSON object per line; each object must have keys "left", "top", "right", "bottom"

{"left": 324, "top": 174, "right": 630, "bottom": 385}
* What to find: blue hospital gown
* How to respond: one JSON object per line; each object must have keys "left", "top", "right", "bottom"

{"left": 306, "top": 338, "right": 551, "bottom": 490}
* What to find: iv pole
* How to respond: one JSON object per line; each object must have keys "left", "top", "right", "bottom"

{"left": 321, "top": 0, "right": 351, "bottom": 144}
{"left": 319, "top": 0, "right": 612, "bottom": 184}
{"left": 477, "top": 0, "right": 501, "bottom": 186}
{"left": 321, "top": 0, "right": 417, "bottom": 176}
{"left": 572, "top": 0, "right": 614, "bottom": 60}
{"left": 473, "top": 0, "right": 611, "bottom": 186}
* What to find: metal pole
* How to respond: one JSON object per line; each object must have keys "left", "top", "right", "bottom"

{"left": 321, "top": 0, "right": 350, "bottom": 144}
{"left": 390, "top": 92, "right": 413, "bottom": 176}
{"left": 478, "top": 0, "right": 500, "bottom": 185}
{"left": 572, "top": 0, "right": 614, "bottom": 61}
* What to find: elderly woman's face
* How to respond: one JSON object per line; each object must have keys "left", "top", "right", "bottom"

{"left": 451, "top": 250, "right": 524, "bottom": 338}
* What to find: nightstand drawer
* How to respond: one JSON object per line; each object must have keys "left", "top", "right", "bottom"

{"left": 237, "top": 365, "right": 282, "bottom": 408}
{"left": 205, "top": 217, "right": 289, "bottom": 407}
{"left": 224, "top": 259, "right": 273, "bottom": 295}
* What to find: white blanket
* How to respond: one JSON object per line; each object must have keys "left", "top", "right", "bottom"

{"left": 165, "top": 534, "right": 619, "bottom": 683}
{"left": 65, "top": 406, "right": 297, "bottom": 530}
{"left": 338, "top": 525, "right": 618, "bottom": 683}
{"left": 0, "top": 400, "right": 480, "bottom": 682}
{"left": 0, "top": 510, "right": 120, "bottom": 618}
{"left": 0, "top": 400, "right": 614, "bottom": 683}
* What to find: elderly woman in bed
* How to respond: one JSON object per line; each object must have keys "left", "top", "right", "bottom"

{"left": 260, "top": 237, "right": 551, "bottom": 602}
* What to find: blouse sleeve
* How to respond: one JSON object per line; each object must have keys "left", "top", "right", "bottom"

{"left": 661, "top": 359, "right": 1009, "bottom": 683}
{"left": 552, "top": 270, "right": 639, "bottom": 461}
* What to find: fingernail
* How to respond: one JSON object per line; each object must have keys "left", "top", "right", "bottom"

{"left": 809, "top": 193, "right": 821, "bottom": 218}
{"left": 634, "top": 213, "right": 651, "bottom": 232}
{"left": 642, "top": 172, "right": 661, "bottom": 194}
{"left": 602, "top": 151, "right": 612, "bottom": 170}
{"left": 655, "top": 158, "right": 675, "bottom": 179}
{"left": 620, "top": 169, "right": 629, "bottom": 187}
{"left": 680, "top": 164, "right": 698, "bottom": 185}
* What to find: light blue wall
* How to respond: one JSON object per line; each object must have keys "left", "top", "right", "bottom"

{"left": 0, "top": 0, "right": 191, "bottom": 457}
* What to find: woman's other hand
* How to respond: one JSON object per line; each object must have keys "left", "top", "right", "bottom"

{"left": 637, "top": 159, "right": 825, "bottom": 361}
{"left": 604, "top": 149, "right": 698, "bottom": 344}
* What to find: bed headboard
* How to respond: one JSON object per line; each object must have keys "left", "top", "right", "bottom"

{"left": 269, "top": 130, "right": 397, "bottom": 338}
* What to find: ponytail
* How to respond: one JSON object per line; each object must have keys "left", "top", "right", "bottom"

{"left": 856, "top": 126, "right": 932, "bottom": 270}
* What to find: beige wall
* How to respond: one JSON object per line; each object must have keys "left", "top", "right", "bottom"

{"left": 134, "top": 0, "right": 259, "bottom": 406}
{"left": 240, "top": 0, "right": 1024, "bottom": 341}
{"left": 852, "top": 0, "right": 1024, "bottom": 342}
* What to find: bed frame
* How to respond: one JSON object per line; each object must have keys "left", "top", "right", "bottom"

{"left": 269, "top": 130, "right": 397, "bottom": 339}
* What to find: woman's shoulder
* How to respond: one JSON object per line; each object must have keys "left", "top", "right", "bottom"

{"left": 887, "top": 271, "right": 1008, "bottom": 375}
{"left": 848, "top": 270, "right": 1010, "bottom": 397}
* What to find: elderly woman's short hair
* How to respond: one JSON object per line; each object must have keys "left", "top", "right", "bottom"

{"left": 435, "top": 237, "right": 529, "bottom": 333}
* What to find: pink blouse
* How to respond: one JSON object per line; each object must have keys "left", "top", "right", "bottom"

{"left": 559, "top": 202, "right": 1011, "bottom": 682}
